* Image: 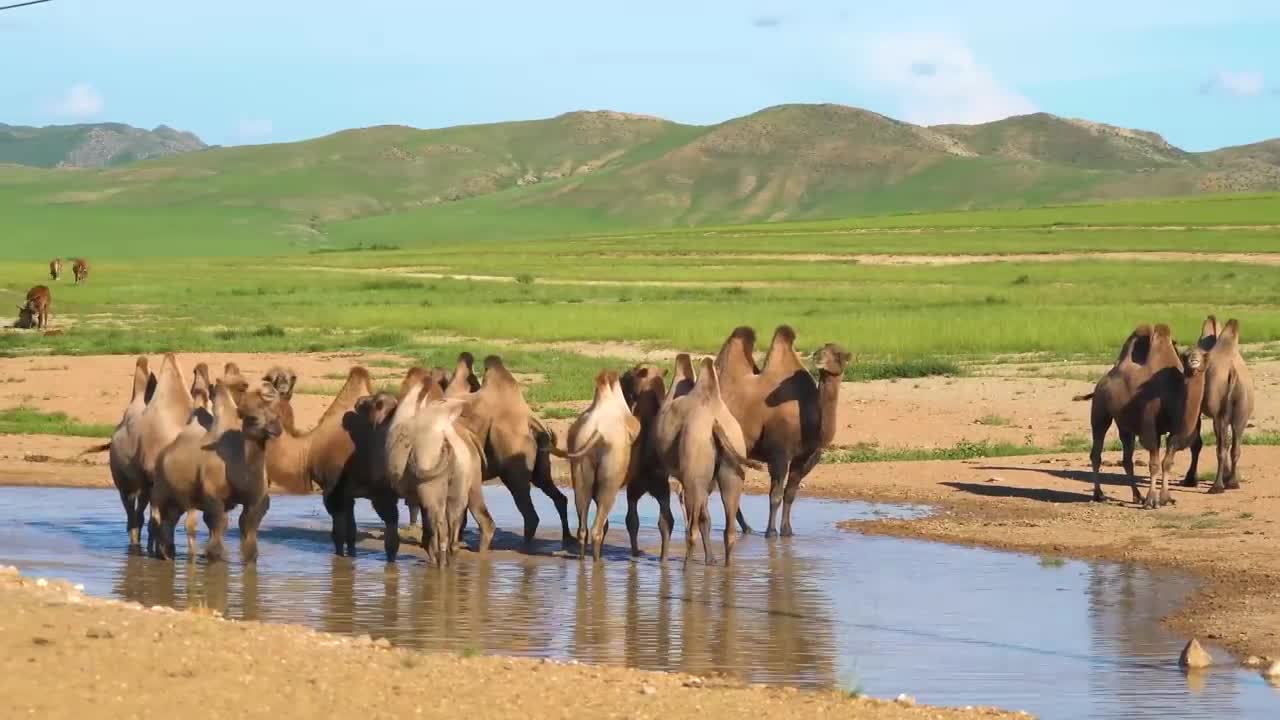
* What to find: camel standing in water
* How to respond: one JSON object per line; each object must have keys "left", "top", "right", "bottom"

{"left": 566, "top": 370, "right": 633, "bottom": 562}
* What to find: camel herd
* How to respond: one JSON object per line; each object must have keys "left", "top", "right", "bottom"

{"left": 88, "top": 325, "right": 850, "bottom": 567}
{"left": 1077, "top": 315, "right": 1255, "bottom": 508}
{"left": 11, "top": 258, "right": 88, "bottom": 330}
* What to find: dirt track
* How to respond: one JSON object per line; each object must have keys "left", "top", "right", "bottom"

{"left": 0, "top": 569, "right": 1018, "bottom": 720}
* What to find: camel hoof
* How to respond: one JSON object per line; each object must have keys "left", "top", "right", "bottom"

{"left": 1092, "top": 492, "right": 1107, "bottom": 503}
{"left": 779, "top": 527, "right": 795, "bottom": 538}
{"left": 1180, "top": 478, "right": 1198, "bottom": 488}
{"left": 1225, "top": 479, "right": 1241, "bottom": 490}
{"left": 1207, "top": 484, "right": 1226, "bottom": 495}
{"left": 1160, "top": 492, "right": 1173, "bottom": 507}
{"left": 763, "top": 529, "right": 778, "bottom": 539}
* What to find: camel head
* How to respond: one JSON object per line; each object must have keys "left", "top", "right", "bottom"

{"left": 261, "top": 366, "right": 297, "bottom": 402}
{"left": 13, "top": 303, "right": 36, "bottom": 329}
{"left": 1180, "top": 346, "right": 1207, "bottom": 378}
{"left": 623, "top": 365, "right": 667, "bottom": 419}
{"left": 354, "top": 391, "right": 400, "bottom": 428}
{"left": 236, "top": 381, "right": 284, "bottom": 442}
{"left": 811, "top": 343, "right": 852, "bottom": 377}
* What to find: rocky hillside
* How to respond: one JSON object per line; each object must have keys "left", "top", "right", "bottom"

{"left": 0, "top": 122, "right": 206, "bottom": 168}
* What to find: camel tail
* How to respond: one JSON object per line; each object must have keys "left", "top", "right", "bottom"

{"left": 81, "top": 442, "right": 111, "bottom": 455}
{"left": 1072, "top": 392, "right": 1095, "bottom": 402}
{"left": 712, "top": 420, "right": 765, "bottom": 472}
{"left": 548, "top": 430, "right": 602, "bottom": 460}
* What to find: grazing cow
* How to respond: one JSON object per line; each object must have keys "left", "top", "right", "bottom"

{"left": 49, "top": 258, "right": 62, "bottom": 281}
{"left": 14, "top": 285, "right": 50, "bottom": 330}
{"left": 72, "top": 258, "right": 89, "bottom": 284}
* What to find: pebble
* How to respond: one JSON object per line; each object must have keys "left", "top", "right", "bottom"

{"left": 85, "top": 628, "right": 114, "bottom": 640}
{"left": 1244, "top": 655, "right": 1266, "bottom": 667}
{"left": 895, "top": 693, "right": 915, "bottom": 706}
{"left": 35, "top": 578, "right": 48, "bottom": 588}
{"left": 373, "top": 638, "right": 391, "bottom": 649}
{"left": 640, "top": 685, "right": 657, "bottom": 696}
{"left": 354, "top": 634, "right": 373, "bottom": 646}
{"left": 1179, "top": 638, "right": 1213, "bottom": 669}
{"left": 683, "top": 677, "right": 705, "bottom": 689}
{"left": 1264, "top": 660, "right": 1280, "bottom": 679}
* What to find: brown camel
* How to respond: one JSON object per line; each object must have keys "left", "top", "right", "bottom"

{"left": 151, "top": 375, "right": 282, "bottom": 562}
{"left": 653, "top": 357, "right": 760, "bottom": 566}
{"left": 1076, "top": 324, "right": 1207, "bottom": 507}
{"left": 715, "top": 326, "right": 851, "bottom": 537}
{"left": 259, "top": 365, "right": 373, "bottom": 494}
{"left": 14, "top": 285, "right": 50, "bottom": 330}
{"left": 444, "top": 352, "right": 481, "bottom": 398}
{"left": 448, "top": 355, "right": 574, "bottom": 545}
{"left": 49, "top": 258, "right": 62, "bottom": 282}
{"left": 619, "top": 362, "right": 678, "bottom": 560}
{"left": 72, "top": 258, "right": 89, "bottom": 284}
{"left": 567, "top": 370, "right": 636, "bottom": 561}
{"left": 401, "top": 395, "right": 486, "bottom": 567}
{"left": 1182, "top": 316, "right": 1255, "bottom": 493}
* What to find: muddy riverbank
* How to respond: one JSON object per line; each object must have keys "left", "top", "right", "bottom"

{"left": 0, "top": 568, "right": 1017, "bottom": 720}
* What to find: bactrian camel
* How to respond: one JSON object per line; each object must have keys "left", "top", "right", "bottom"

{"left": 567, "top": 370, "right": 638, "bottom": 562}
{"left": 1076, "top": 324, "right": 1206, "bottom": 507}
{"left": 653, "top": 356, "right": 760, "bottom": 566}
{"left": 1182, "top": 316, "right": 1255, "bottom": 493}
{"left": 715, "top": 326, "right": 850, "bottom": 537}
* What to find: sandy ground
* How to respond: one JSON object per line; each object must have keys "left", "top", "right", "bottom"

{"left": 0, "top": 569, "right": 1018, "bottom": 720}
{"left": 3, "top": 352, "right": 1280, "bottom": 672}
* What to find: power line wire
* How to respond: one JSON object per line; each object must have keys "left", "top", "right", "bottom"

{"left": 0, "top": 0, "right": 54, "bottom": 11}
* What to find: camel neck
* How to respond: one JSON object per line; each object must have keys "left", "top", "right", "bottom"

{"left": 244, "top": 437, "right": 269, "bottom": 488}
{"left": 817, "top": 369, "right": 841, "bottom": 448}
{"left": 1177, "top": 371, "right": 1207, "bottom": 440}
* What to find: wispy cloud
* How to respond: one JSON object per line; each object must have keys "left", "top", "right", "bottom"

{"left": 50, "top": 83, "right": 104, "bottom": 119}
{"left": 235, "top": 118, "right": 274, "bottom": 143}
{"left": 750, "top": 16, "right": 782, "bottom": 29}
{"left": 852, "top": 31, "right": 1035, "bottom": 125}
{"left": 1200, "top": 70, "right": 1267, "bottom": 98}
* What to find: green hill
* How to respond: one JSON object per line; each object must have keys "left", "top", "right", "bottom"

{"left": 1, "top": 104, "right": 1278, "bottom": 257}
{"left": 0, "top": 122, "right": 206, "bottom": 168}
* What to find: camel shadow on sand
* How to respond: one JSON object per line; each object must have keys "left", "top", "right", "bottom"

{"left": 942, "top": 464, "right": 1202, "bottom": 506}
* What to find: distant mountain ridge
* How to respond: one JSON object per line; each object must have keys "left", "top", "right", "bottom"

{"left": 2, "top": 105, "right": 1278, "bottom": 239}
{"left": 0, "top": 122, "right": 206, "bottom": 168}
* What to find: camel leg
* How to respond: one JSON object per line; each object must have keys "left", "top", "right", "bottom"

{"left": 1088, "top": 411, "right": 1112, "bottom": 503}
{"left": 156, "top": 505, "right": 179, "bottom": 561}
{"left": 407, "top": 499, "right": 421, "bottom": 529}
{"left": 239, "top": 495, "right": 270, "bottom": 563}
{"left": 591, "top": 478, "right": 624, "bottom": 564}
{"left": 465, "top": 480, "right": 496, "bottom": 552}
{"left": 202, "top": 499, "right": 228, "bottom": 562}
{"left": 572, "top": 459, "right": 592, "bottom": 556}
{"left": 501, "top": 463, "right": 542, "bottom": 544}
{"left": 185, "top": 512, "right": 200, "bottom": 559}
{"left": 1159, "top": 441, "right": 1176, "bottom": 507}
{"left": 779, "top": 464, "right": 806, "bottom": 538}
{"left": 372, "top": 493, "right": 401, "bottom": 562}
{"left": 117, "top": 486, "right": 142, "bottom": 550}
{"left": 736, "top": 509, "right": 753, "bottom": 536}
{"left": 1181, "top": 420, "right": 1203, "bottom": 487}
{"left": 698, "top": 504, "right": 714, "bottom": 566}
{"left": 655, "top": 483, "right": 675, "bottom": 563}
{"left": 763, "top": 454, "right": 788, "bottom": 537}
{"left": 322, "top": 492, "right": 348, "bottom": 556}
{"left": 1226, "top": 412, "right": 1245, "bottom": 490}
{"left": 681, "top": 485, "right": 701, "bottom": 569}
{"left": 530, "top": 446, "right": 572, "bottom": 545}
{"left": 625, "top": 481, "right": 645, "bottom": 558}
{"left": 1209, "top": 415, "right": 1228, "bottom": 494}
{"left": 719, "top": 469, "right": 743, "bottom": 567}
{"left": 1141, "top": 440, "right": 1161, "bottom": 510}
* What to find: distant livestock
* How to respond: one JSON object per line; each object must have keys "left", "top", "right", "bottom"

{"left": 49, "top": 258, "right": 62, "bottom": 281}
{"left": 14, "top": 285, "right": 50, "bottom": 330}
{"left": 72, "top": 258, "right": 89, "bottom": 284}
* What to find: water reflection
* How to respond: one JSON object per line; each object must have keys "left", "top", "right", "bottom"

{"left": 1, "top": 487, "right": 1277, "bottom": 718}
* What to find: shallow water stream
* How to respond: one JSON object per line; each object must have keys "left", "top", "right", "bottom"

{"left": 0, "top": 486, "right": 1275, "bottom": 718}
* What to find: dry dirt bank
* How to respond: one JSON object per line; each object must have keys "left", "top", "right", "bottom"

{"left": 0, "top": 568, "right": 1019, "bottom": 720}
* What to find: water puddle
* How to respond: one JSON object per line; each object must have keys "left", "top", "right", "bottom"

{"left": 0, "top": 486, "right": 1275, "bottom": 718}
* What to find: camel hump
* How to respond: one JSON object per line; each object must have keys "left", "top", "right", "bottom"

{"left": 695, "top": 357, "right": 719, "bottom": 397}
{"left": 345, "top": 366, "right": 373, "bottom": 387}
{"left": 772, "top": 325, "right": 797, "bottom": 347}
{"left": 1153, "top": 324, "right": 1171, "bottom": 339}
{"left": 1200, "top": 315, "right": 1220, "bottom": 340}
{"left": 398, "top": 367, "right": 429, "bottom": 400}
{"left": 674, "top": 353, "right": 694, "bottom": 380}
{"left": 458, "top": 351, "right": 475, "bottom": 369}
{"left": 729, "top": 326, "right": 757, "bottom": 346}
{"left": 1220, "top": 319, "right": 1241, "bottom": 346}
{"left": 483, "top": 355, "right": 505, "bottom": 371}
{"left": 423, "top": 380, "right": 445, "bottom": 402}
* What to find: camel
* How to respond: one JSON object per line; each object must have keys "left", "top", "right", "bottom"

{"left": 259, "top": 365, "right": 373, "bottom": 495}
{"left": 14, "top": 285, "right": 50, "bottom": 330}
{"left": 72, "top": 258, "right": 89, "bottom": 284}
{"left": 1076, "top": 324, "right": 1207, "bottom": 507}
{"left": 444, "top": 352, "right": 481, "bottom": 398}
{"left": 714, "top": 326, "right": 851, "bottom": 537}
{"left": 653, "top": 356, "right": 760, "bottom": 567}
{"left": 567, "top": 370, "right": 638, "bottom": 561}
{"left": 1182, "top": 316, "right": 1255, "bottom": 493}
{"left": 448, "top": 355, "right": 575, "bottom": 545}
{"left": 49, "top": 258, "right": 62, "bottom": 281}
{"left": 619, "top": 363, "right": 678, "bottom": 560}
{"left": 400, "top": 394, "right": 485, "bottom": 567}
{"left": 151, "top": 375, "right": 282, "bottom": 562}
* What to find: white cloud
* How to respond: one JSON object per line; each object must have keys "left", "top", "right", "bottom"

{"left": 852, "top": 32, "right": 1036, "bottom": 125}
{"left": 51, "top": 83, "right": 104, "bottom": 119}
{"left": 1201, "top": 70, "right": 1266, "bottom": 98}
{"left": 235, "top": 118, "right": 274, "bottom": 143}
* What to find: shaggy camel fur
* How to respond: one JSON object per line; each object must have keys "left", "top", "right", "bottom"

{"left": 49, "top": 258, "right": 62, "bottom": 282}
{"left": 715, "top": 326, "right": 851, "bottom": 537}
{"left": 151, "top": 376, "right": 282, "bottom": 562}
{"left": 14, "top": 285, "right": 50, "bottom": 330}
{"left": 331, "top": 388, "right": 406, "bottom": 559}
{"left": 567, "top": 370, "right": 638, "bottom": 561}
{"left": 449, "top": 355, "right": 575, "bottom": 545}
{"left": 653, "top": 357, "right": 760, "bottom": 567}
{"left": 619, "top": 363, "right": 678, "bottom": 559}
{"left": 1182, "top": 316, "right": 1255, "bottom": 493}
{"left": 401, "top": 395, "right": 485, "bottom": 567}
{"left": 1076, "top": 324, "right": 1207, "bottom": 507}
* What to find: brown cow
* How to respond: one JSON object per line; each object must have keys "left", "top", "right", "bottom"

{"left": 14, "top": 285, "right": 50, "bottom": 330}
{"left": 49, "top": 258, "right": 62, "bottom": 281}
{"left": 72, "top": 258, "right": 89, "bottom": 284}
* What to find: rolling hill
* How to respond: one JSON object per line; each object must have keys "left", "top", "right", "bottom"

{"left": 1, "top": 104, "right": 1278, "bottom": 256}
{"left": 0, "top": 122, "right": 206, "bottom": 168}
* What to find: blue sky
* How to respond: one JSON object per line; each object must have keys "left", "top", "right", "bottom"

{"left": 2, "top": 0, "right": 1275, "bottom": 150}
